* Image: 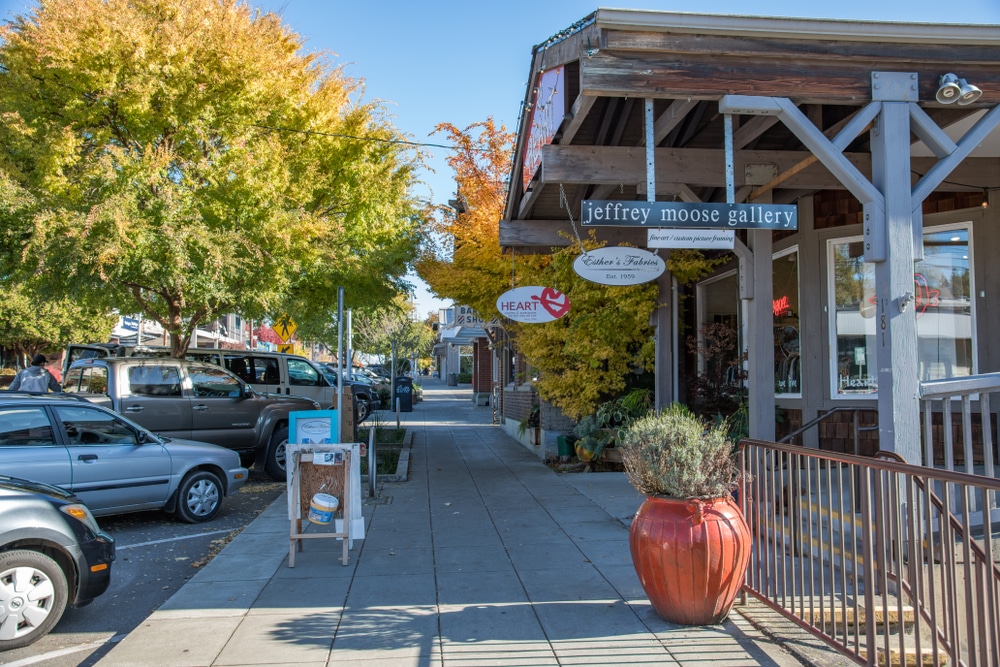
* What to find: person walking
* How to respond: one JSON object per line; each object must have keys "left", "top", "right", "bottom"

{"left": 9, "top": 354, "right": 62, "bottom": 392}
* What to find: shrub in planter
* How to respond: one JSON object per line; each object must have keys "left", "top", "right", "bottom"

{"left": 618, "top": 403, "right": 750, "bottom": 625}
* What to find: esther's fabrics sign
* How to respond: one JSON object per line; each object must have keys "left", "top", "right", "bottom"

{"left": 496, "top": 286, "right": 570, "bottom": 323}
{"left": 573, "top": 247, "right": 665, "bottom": 286}
{"left": 581, "top": 200, "right": 797, "bottom": 230}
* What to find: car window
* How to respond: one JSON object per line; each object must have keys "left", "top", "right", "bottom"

{"left": 287, "top": 358, "right": 320, "bottom": 386}
{"left": 251, "top": 357, "right": 280, "bottom": 383}
{"left": 63, "top": 366, "right": 109, "bottom": 394}
{"left": 128, "top": 366, "right": 182, "bottom": 397}
{"left": 0, "top": 407, "right": 56, "bottom": 447}
{"left": 189, "top": 365, "right": 241, "bottom": 398}
{"left": 82, "top": 366, "right": 109, "bottom": 393}
{"left": 223, "top": 355, "right": 255, "bottom": 383}
{"left": 55, "top": 405, "right": 140, "bottom": 446}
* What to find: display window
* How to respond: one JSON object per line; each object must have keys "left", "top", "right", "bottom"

{"left": 828, "top": 225, "right": 974, "bottom": 397}
{"left": 773, "top": 248, "right": 800, "bottom": 396}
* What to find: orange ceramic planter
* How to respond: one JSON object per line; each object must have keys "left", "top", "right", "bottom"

{"left": 629, "top": 494, "right": 751, "bottom": 625}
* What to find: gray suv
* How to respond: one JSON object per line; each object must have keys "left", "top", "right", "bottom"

{"left": 62, "top": 357, "right": 319, "bottom": 480}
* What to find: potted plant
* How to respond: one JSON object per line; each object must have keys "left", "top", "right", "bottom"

{"left": 572, "top": 414, "right": 614, "bottom": 466}
{"left": 617, "top": 403, "right": 750, "bottom": 625}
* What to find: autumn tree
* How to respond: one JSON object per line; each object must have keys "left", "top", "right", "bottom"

{"left": 416, "top": 119, "right": 515, "bottom": 319}
{"left": 0, "top": 282, "right": 117, "bottom": 366}
{"left": 0, "top": 0, "right": 423, "bottom": 357}
{"left": 417, "top": 118, "right": 731, "bottom": 419}
{"left": 352, "top": 297, "right": 435, "bottom": 371}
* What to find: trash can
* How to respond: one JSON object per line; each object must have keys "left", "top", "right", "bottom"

{"left": 394, "top": 376, "right": 413, "bottom": 412}
{"left": 447, "top": 372, "right": 458, "bottom": 386}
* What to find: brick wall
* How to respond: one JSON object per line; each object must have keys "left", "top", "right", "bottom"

{"left": 472, "top": 339, "right": 493, "bottom": 393}
{"left": 504, "top": 386, "right": 536, "bottom": 423}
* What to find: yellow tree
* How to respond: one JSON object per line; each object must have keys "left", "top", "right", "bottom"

{"left": 0, "top": 0, "right": 422, "bottom": 356}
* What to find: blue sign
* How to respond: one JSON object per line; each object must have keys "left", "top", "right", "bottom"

{"left": 581, "top": 200, "right": 797, "bottom": 230}
{"left": 122, "top": 316, "right": 139, "bottom": 331}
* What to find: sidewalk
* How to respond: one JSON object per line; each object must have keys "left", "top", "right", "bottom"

{"left": 96, "top": 378, "right": 826, "bottom": 667}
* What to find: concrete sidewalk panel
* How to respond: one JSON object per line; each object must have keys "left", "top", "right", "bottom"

{"left": 248, "top": 575, "right": 352, "bottom": 615}
{"left": 432, "top": 544, "right": 515, "bottom": 573}
{"left": 98, "top": 617, "right": 242, "bottom": 667}
{"left": 214, "top": 611, "right": 337, "bottom": 665}
{"left": 156, "top": 579, "right": 267, "bottom": 618}
{"left": 435, "top": 570, "right": 529, "bottom": 606}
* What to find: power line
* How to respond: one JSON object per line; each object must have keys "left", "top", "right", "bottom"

{"left": 250, "top": 123, "right": 490, "bottom": 153}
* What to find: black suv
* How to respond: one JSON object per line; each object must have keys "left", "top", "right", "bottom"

{"left": 0, "top": 475, "right": 115, "bottom": 650}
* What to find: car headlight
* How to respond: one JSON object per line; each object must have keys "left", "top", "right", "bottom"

{"left": 60, "top": 503, "right": 103, "bottom": 535}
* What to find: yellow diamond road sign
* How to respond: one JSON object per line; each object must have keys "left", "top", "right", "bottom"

{"left": 275, "top": 315, "right": 297, "bottom": 343}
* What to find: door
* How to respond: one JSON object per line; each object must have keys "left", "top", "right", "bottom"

{"left": 0, "top": 406, "right": 72, "bottom": 488}
{"left": 285, "top": 357, "right": 334, "bottom": 407}
{"left": 116, "top": 363, "right": 193, "bottom": 439}
{"left": 187, "top": 364, "right": 258, "bottom": 451}
{"left": 54, "top": 404, "right": 171, "bottom": 513}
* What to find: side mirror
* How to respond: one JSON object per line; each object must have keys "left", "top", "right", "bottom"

{"left": 241, "top": 383, "right": 255, "bottom": 399}
{"left": 136, "top": 430, "right": 149, "bottom": 444}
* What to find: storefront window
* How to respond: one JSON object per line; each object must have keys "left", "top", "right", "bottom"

{"left": 696, "top": 272, "right": 744, "bottom": 386}
{"left": 773, "top": 249, "right": 800, "bottom": 396}
{"left": 828, "top": 226, "right": 974, "bottom": 397}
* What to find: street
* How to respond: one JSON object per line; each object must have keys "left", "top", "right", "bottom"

{"left": 1, "top": 471, "right": 284, "bottom": 667}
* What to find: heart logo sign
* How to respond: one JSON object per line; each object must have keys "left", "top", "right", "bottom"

{"left": 496, "top": 286, "right": 571, "bottom": 323}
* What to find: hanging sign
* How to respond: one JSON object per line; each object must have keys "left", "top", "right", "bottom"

{"left": 648, "top": 229, "right": 735, "bottom": 249}
{"left": 581, "top": 200, "right": 797, "bottom": 230}
{"left": 496, "top": 286, "right": 570, "bottom": 323}
{"left": 573, "top": 246, "right": 665, "bottom": 286}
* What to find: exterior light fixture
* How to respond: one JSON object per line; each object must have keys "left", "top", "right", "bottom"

{"left": 956, "top": 79, "right": 983, "bottom": 105}
{"left": 936, "top": 73, "right": 983, "bottom": 105}
{"left": 936, "top": 73, "right": 963, "bottom": 103}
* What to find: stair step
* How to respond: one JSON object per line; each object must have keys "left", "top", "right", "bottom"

{"left": 860, "top": 645, "right": 949, "bottom": 667}
{"left": 802, "top": 602, "right": 914, "bottom": 627}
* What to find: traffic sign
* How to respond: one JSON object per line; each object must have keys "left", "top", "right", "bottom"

{"left": 275, "top": 315, "right": 297, "bottom": 343}
{"left": 278, "top": 343, "right": 294, "bottom": 354}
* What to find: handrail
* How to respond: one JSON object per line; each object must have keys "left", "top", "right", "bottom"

{"left": 876, "top": 450, "right": 1000, "bottom": 587}
{"left": 740, "top": 437, "right": 1000, "bottom": 667}
{"left": 778, "top": 406, "right": 877, "bottom": 448}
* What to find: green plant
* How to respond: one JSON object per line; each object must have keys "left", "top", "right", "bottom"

{"left": 572, "top": 414, "right": 614, "bottom": 462}
{"left": 456, "top": 372, "right": 472, "bottom": 384}
{"left": 596, "top": 388, "right": 653, "bottom": 441}
{"left": 517, "top": 402, "right": 540, "bottom": 437}
{"left": 618, "top": 403, "right": 737, "bottom": 499}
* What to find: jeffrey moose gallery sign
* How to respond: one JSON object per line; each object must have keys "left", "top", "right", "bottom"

{"left": 580, "top": 200, "right": 798, "bottom": 230}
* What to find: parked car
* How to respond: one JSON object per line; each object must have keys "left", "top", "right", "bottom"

{"left": 63, "top": 344, "right": 375, "bottom": 424}
{"left": 0, "top": 475, "right": 115, "bottom": 650}
{"left": 0, "top": 393, "right": 247, "bottom": 520}
{"left": 61, "top": 357, "right": 319, "bottom": 480}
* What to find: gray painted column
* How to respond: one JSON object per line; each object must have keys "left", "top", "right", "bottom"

{"left": 871, "top": 101, "right": 921, "bottom": 464}
{"left": 748, "top": 226, "right": 775, "bottom": 441}
{"left": 655, "top": 269, "right": 673, "bottom": 409}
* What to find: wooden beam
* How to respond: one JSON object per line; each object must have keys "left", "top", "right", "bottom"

{"left": 499, "top": 219, "right": 647, "bottom": 248}
{"left": 559, "top": 94, "right": 597, "bottom": 145}
{"left": 540, "top": 145, "right": 996, "bottom": 190}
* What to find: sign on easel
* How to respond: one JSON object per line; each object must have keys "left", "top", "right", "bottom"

{"left": 288, "top": 411, "right": 365, "bottom": 540}
{"left": 287, "top": 443, "right": 352, "bottom": 566}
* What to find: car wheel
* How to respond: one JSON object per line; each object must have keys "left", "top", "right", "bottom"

{"left": 0, "top": 550, "right": 69, "bottom": 650}
{"left": 174, "top": 471, "right": 223, "bottom": 523}
{"left": 356, "top": 398, "right": 369, "bottom": 422}
{"left": 264, "top": 425, "right": 289, "bottom": 482}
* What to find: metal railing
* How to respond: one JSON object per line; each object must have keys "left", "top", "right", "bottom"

{"left": 920, "top": 373, "right": 1000, "bottom": 522}
{"left": 740, "top": 438, "right": 1000, "bottom": 667}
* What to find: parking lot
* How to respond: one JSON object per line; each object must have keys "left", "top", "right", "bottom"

{"left": 2, "top": 471, "right": 284, "bottom": 667}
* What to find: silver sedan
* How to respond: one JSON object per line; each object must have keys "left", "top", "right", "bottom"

{"left": 0, "top": 393, "right": 247, "bottom": 522}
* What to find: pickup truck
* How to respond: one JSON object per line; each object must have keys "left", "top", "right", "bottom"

{"left": 61, "top": 356, "right": 320, "bottom": 481}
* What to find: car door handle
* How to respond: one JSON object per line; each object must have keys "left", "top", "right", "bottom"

{"left": 193, "top": 405, "right": 208, "bottom": 411}
{"left": 125, "top": 405, "right": 144, "bottom": 412}
{"left": 78, "top": 454, "right": 98, "bottom": 462}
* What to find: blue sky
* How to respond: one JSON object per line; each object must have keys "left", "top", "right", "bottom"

{"left": 3, "top": 0, "right": 999, "bottom": 316}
